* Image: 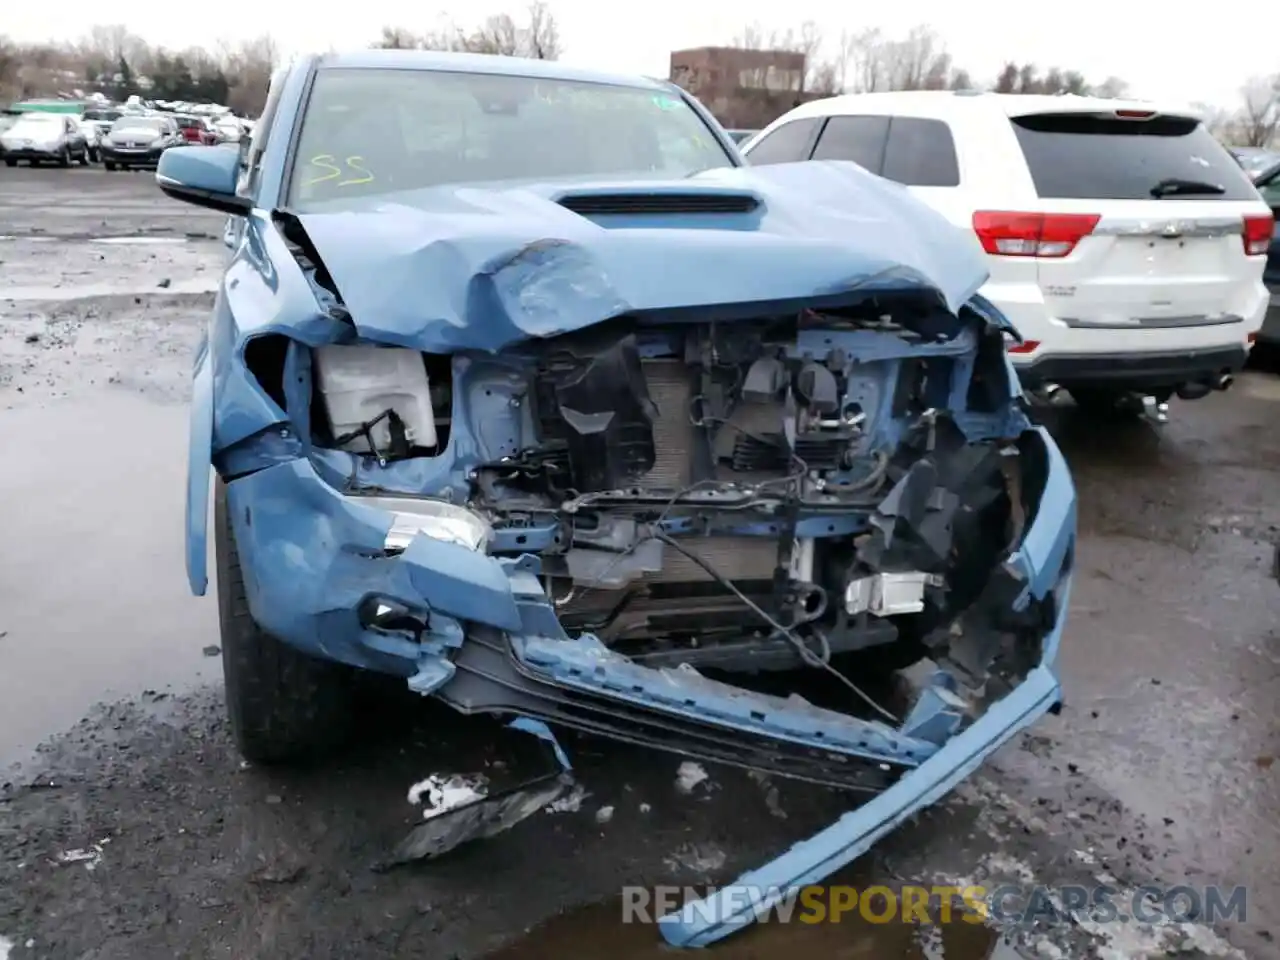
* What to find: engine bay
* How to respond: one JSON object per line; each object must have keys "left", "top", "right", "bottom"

{"left": 290, "top": 307, "right": 1040, "bottom": 690}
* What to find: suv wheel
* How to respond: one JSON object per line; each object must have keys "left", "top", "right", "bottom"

{"left": 214, "top": 479, "right": 356, "bottom": 764}
{"left": 57, "top": 147, "right": 70, "bottom": 168}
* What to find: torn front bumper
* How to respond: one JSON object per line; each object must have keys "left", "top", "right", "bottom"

{"left": 224, "top": 422, "right": 1074, "bottom": 942}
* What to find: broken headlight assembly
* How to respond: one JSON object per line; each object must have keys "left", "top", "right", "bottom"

{"left": 353, "top": 496, "right": 494, "bottom": 553}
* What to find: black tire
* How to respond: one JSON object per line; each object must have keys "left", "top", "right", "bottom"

{"left": 1069, "top": 387, "right": 1140, "bottom": 418}
{"left": 3, "top": 159, "right": 14, "bottom": 168}
{"left": 57, "top": 147, "right": 70, "bottom": 168}
{"left": 104, "top": 161, "right": 116, "bottom": 171}
{"left": 78, "top": 148, "right": 90, "bottom": 166}
{"left": 214, "top": 478, "right": 356, "bottom": 765}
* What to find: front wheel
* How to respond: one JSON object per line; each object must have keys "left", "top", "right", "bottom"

{"left": 3, "top": 159, "right": 15, "bottom": 168}
{"left": 78, "top": 148, "right": 90, "bottom": 166}
{"left": 214, "top": 479, "right": 356, "bottom": 765}
{"left": 57, "top": 147, "right": 70, "bottom": 168}
{"left": 104, "top": 161, "right": 116, "bottom": 171}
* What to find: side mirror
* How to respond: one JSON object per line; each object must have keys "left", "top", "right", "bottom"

{"left": 156, "top": 146, "right": 252, "bottom": 216}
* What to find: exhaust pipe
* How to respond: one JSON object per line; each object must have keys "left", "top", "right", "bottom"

{"left": 1174, "top": 372, "right": 1234, "bottom": 401}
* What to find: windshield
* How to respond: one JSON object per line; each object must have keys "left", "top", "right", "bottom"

{"left": 7, "top": 114, "right": 63, "bottom": 136}
{"left": 287, "top": 67, "right": 734, "bottom": 210}
{"left": 111, "top": 117, "right": 165, "bottom": 135}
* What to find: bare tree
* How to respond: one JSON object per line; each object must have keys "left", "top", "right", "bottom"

{"left": 411, "top": 3, "right": 560, "bottom": 59}
{"left": 1193, "top": 101, "right": 1236, "bottom": 141}
{"left": 1236, "top": 75, "right": 1280, "bottom": 147}
{"left": 1093, "top": 76, "right": 1129, "bottom": 99}
{"left": 375, "top": 26, "right": 420, "bottom": 50}
{"left": 524, "top": 1, "right": 561, "bottom": 60}
{"left": 830, "top": 24, "right": 958, "bottom": 94}
{"left": 219, "top": 35, "right": 278, "bottom": 117}
{"left": 844, "top": 28, "right": 888, "bottom": 93}
{"left": 993, "top": 62, "right": 1019, "bottom": 94}
{"left": 466, "top": 14, "right": 522, "bottom": 56}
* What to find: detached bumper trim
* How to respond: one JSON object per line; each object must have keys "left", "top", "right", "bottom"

{"left": 657, "top": 662, "right": 1064, "bottom": 947}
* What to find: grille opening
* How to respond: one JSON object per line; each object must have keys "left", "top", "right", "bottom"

{"left": 557, "top": 193, "right": 760, "bottom": 216}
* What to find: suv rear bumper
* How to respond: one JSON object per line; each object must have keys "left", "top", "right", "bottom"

{"left": 1014, "top": 345, "right": 1248, "bottom": 390}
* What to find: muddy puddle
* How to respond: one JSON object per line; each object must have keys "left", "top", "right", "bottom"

{"left": 482, "top": 894, "right": 1017, "bottom": 960}
{"left": 0, "top": 394, "right": 220, "bottom": 764}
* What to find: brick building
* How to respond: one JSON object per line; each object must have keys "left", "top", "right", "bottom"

{"left": 669, "top": 46, "right": 823, "bottom": 130}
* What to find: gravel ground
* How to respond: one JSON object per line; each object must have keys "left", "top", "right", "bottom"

{"left": 2, "top": 164, "right": 1279, "bottom": 960}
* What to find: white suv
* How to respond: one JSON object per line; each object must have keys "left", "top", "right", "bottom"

{"left": 741, "top": 92, "right": 1273, "bottom": 412}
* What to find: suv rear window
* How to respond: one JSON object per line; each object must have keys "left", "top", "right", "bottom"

{"left": 1011, "top": 112, "right": 1257, "bottom": 201}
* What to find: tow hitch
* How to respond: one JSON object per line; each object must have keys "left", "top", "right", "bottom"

{"left": 1139, "top": 395, "right": 1171, "bottom": 424}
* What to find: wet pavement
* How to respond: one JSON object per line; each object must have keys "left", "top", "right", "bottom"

{"left": 2, "top": 164, "right": 1279, "bottom": 960}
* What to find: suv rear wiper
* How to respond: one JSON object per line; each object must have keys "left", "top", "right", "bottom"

{"left": 1150, "top": 177, "right": 1226, "bottom": 198}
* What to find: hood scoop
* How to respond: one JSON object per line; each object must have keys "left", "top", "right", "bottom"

{"left": 556, "top": 191, "right": 760, "bottom": 216}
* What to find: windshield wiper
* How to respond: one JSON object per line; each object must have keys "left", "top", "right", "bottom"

{"left": 1150, "top": 177, "right": 1226, "bottom": 198}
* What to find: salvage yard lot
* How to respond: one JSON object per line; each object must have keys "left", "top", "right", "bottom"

{"left": 2, "top": 164, "right": 1280, "bottom": 960}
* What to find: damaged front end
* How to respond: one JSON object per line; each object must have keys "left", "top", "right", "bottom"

{"left": 187, "top": 162, "right": 1074, "bottom": 948}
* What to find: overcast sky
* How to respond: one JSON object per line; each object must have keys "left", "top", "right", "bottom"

{"left": 6, "top": 0, "right": 1263, "bottom": 110}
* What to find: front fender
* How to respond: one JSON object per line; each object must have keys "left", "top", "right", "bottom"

{"left": 186, "top": 333, "right": 214, "bottom": 596}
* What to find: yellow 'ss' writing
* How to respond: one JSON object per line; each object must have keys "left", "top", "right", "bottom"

{"left": 305, "top": 154, "right": 374, "bottom": 187}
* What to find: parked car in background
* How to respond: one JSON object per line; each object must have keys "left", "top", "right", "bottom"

{"left": 82, "top": 106, "right": 124, "bottom": 139}
{"left": 1229, "top": 146, "right": 1280, "bottom": 181}
{"left": 745, "top": 92, "right": 1272, "bottom": 415}
{"left": 213, "top": 117, "right": 242, "bottom": 142}
{"left": 1, "top": 112, "right": 91, "bottom": 167}
{"left": 77, "top": 118, "right": 102, "bottom": 162}
{"left": 174, "top": 114, "right": 220, "bottom": 145}
{"left": 100, "top": 115, "right": 184, "bottom": 171}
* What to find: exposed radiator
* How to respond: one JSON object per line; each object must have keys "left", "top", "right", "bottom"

{"left": 573, "top": 359, "right": 780, "bottom": 585}
{"left": 641, "top": 359, "right": 696, "bottom": 488}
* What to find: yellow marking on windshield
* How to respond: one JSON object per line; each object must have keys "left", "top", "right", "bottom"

{"left": 305, "top": 154, "right": 342, "bottom": 186}
{"left": 305, "top": 154, "right": 375, "bottom": 188}
{"left": 337, "top": 156, "right": 373, "bottom": 186}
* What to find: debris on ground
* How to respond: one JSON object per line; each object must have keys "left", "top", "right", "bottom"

{"left": 544, "top": 783, "right": 588, "bottom": 814}
{"left": 407, "top": 774, "right": 489, "bottom": 820}
{"left": 54, "top": 842, "right": 105, "bottom": 870}
{"left": 387, "top": 772, "right": 572, "bottom": 866}
{"left": 0, "top": 934, "right": 12, "bottom": 960}
{"left": 595, "top": 805, "right": 614, "bottom": 825}
{"left": 663, "top": 842, "right": 727, "bottom": 876}
{"left": 674, "top": 762, "right": 709, "bottom": 796}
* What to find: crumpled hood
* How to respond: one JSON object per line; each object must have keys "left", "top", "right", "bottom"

{"left": 293, "top": 160, "right": 990, "bottom": 353}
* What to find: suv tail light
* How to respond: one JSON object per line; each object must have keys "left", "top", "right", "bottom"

{"left": 972, "top": 211, "right": 1101, "bottom": 258}
{"left": 1242, "top": 214, "right": 1273, "bottom": 256}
